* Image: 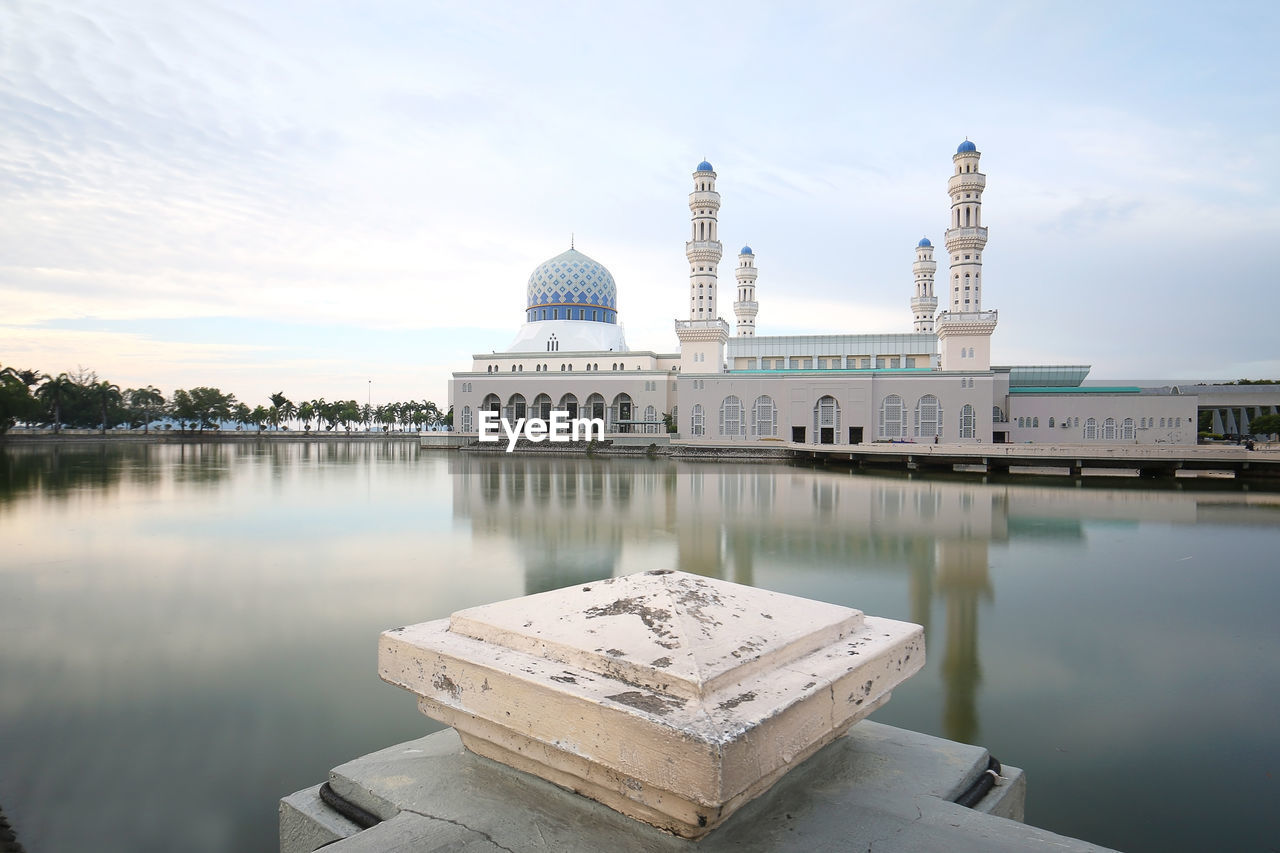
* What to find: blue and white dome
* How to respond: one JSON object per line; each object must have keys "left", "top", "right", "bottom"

{"left": 917, "top": 237, "right": 931, "bottom": 247}
{"left": 525, "top": 248, "right": 618, "bottom": 325}
{"left": 956, "top": 139, "right": 977, "bottom": 153}
{"left": 696, "top": 160, "right": 714, "bottom": 172}
{"left": 740, "top": 245, "right": 753, "bottom": 255}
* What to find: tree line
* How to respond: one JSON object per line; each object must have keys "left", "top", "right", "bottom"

{"left": 0, "top": 365, "right": 449, "bottom": 435}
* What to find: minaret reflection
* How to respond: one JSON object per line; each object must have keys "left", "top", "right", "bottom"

{"left": 935, "top": 538, "right": 991, "bottom": 744}
{"left": 452, "top": 456, "right": 1158, "bottom": 745}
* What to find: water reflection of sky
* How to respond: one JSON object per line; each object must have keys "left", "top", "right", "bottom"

{"left": 0, "top": 444, "right": 1277, "bottom": 852}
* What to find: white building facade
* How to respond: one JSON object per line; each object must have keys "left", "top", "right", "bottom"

{"left": 449, "top": 144, "right": 1198, "bottom": 446}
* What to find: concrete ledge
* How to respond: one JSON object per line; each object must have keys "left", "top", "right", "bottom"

{"left": 278, "top": 784, "right": 361, "bottom": 852}
{"left": 281, "top": 723, "right": 1113, "bottom": 852}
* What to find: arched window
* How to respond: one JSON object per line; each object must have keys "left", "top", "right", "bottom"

{"left": 481, "top": 394, "right": 500, "bottom": 416}
{"left": 752, "top": 395, "right": 777, "bottom": 437}
{"left": 1103, "top": 417, "right": 1117, "bottom": 440}
{"left": 532, "top": 393, "right": 552, "bottom": 421}
{"left": 691, "top": 404, "right": 705, "bottom": 436}
{"left": 1017, "top": 417, "right": 1025, "bottom": 428}
{"left": 584, "top": 393, "right": 606, "bottom": 423}
{"left": 558, "top": 393, "right": 579, "bottom": 420}
{"left": 959, "top": 404, "right": 976, "bottom": 439}
{"left": 609, "top": 393, "right": 633, "bottom": 433}
{"left": 1122, "top": 418, "right": 1135, "bottom": 440}
{"left": 914, "top": 394, "right": 941, "bottom": 438}
{"left": 643, "top": 405, "right": 657, "bottom": 434}
{"left": 504, "top": 393, "right": 526, "bottom": 422}
{"left": 1032, "top": 417, "right": 1039, "bottom": 428}
{"left": 1049, "top": 417, "right": 1055, "bottom": 428}
{"left": 815, "top": 395, "right": 841, "bottom": 441}
{"left": 879, "top": 394, "right": 904, "bottom": 438}
{"left": 461, "top": 406, "right": 473, "bottom": 433}
{"left": 720, "top": 395, "right": 745, "bottom": 438}
{"left": 1084, "top": 418, "right": 1098, "bottom": 440}
{"left": 993, "top": 406, "right": 1006, "bottom": 423}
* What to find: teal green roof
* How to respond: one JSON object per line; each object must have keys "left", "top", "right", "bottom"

{"left": 1009, "top": 386, "right": 1140, "bottom": 394}
{"left": 1006, "top": 365, "right": 1091, "bottom": 387}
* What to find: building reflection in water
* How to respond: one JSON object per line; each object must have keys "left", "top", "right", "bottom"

{"left": 448, "top": 453, "right": 1224, "bottom": 744}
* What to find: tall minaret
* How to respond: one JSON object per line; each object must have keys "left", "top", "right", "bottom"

{"left": 675, "top": 160, "right": 730, "bottom": 379}
{"left": 686, "top": 160, "right": 722, "bottom": 320}
{"left": 733, "top": 245, "right": 758, "bottom": 336}
{"left": 944, "top": 140, "right": 987, "bottom": 313}
{"left": 911, "top": 237, "right": 937, "bottom": 333}
{"left": 936, "top": 140, "right": 998, "bottom": 374}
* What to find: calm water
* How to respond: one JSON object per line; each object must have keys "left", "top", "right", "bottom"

{"left": 1, "top": 442, "right": 1278, "bottom": 852}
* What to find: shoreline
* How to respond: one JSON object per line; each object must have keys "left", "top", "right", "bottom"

{"left": 1, "top": 431, "right": 427, "bottom": 444}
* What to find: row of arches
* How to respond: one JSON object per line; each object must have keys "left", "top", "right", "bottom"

{"left": 878, "top": 394, "right": 975, "bottom": 439}
{"left": 485, "top": 361, "right": 639, "bottom": 374}
{"left": 461, "top": 393, "right": 663, "bottom": 435}
{"left": 1016, "top": 416, "right": 1145, "bottom": 440}
{"left": 688, "top": 395, "right": 777, "bottom": 438}
{"left": 1083, "top": 417, "right": 1136, "bottom": 441}
{"left": 684, "top": 394, "right": 979, "bottom": 442}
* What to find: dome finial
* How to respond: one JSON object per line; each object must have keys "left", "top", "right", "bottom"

{"left": 571, "top": 232, "right": 574, "bottom": 250}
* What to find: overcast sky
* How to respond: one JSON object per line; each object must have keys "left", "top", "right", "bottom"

{"left": 2, "top": 0, "right": 1277, "bottom": 408}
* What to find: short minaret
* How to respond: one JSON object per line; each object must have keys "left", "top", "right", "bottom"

{"left": 686, "top": 161, "right": 723, "bottom": 320}
{"left": 733, "top": 245, "right": 759, "bottom": 336}
{"left": 911, "top": 237, "right": 937, "bottom": 333}
{"left": 936, "top": 140, "right": 998, "bottom": 371}
{"left": 676, "top": 160, "right": 730, "bottom": 375}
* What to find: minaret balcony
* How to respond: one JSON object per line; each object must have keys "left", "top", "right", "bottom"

{"left": 943, "top": 226, "right": 988, "bottom": 247}
{"left": 947, "top": 173, "right": 986, "bottom": 193}
{"left": 733, "top": 300, "right": 759, "bottom": 312}
{"left": 686, "top": 242, "right": 724, "bottom": 261}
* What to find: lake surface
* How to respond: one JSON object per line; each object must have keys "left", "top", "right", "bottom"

{"left": 1, "top": 441, "right": 1278, "bottom": 852}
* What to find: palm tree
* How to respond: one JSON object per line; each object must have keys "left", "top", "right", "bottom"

{"left": 279, "top": 399, "right": 298, "bottom": 430}
{"left": 127, "top": 386, "right": 165, "bottom": 434}
{"left": 251, "top": 405, "right": 270, "bottom": 433}
{"left": 37, "top": 373, "right": 75, "bottom": 433}
{"left": 86, "top": 380, "right": 123, "bottom": 433}
{"left": 297, "top": 401, "right": 315, "bottom": 432}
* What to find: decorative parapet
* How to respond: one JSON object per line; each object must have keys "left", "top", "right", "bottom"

{"left": 935, "top": 310, "right": 999, "bottom": 335}
{"left": 674, "top": 318, "right": 730, "bottom": 343}
{"left": 378, "top": 570, "right": 923, "bottom": 838}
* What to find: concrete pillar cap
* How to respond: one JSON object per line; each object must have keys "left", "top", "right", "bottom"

{"left": 379, "top": 570, "right": 924, "bottom": 838}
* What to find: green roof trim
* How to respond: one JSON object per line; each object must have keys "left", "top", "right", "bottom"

{"left": 727, "top": 368, "right": 934, "bottom": 375}
{"left": 1009, "top": 386, "right": 1140, "bottom": 394}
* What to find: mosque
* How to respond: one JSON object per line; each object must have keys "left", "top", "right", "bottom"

{"left": 449, "top": 142, "right": 1199, "bottom": 446}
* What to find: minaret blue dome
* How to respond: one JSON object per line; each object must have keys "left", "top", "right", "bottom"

{"left": 740, "top": 245, "right": 753, "bottom": 255}
{"left": 917, "top": 237, "right": 931, "bottom": 247}
{"left": 696, "top": 160, "right": 714, "bottom": 172}
{"left": 956, "top": 139, "right": 977, "bottom": 153}
{"left": 525, "top": 248, "right": 618, "bottom": 325}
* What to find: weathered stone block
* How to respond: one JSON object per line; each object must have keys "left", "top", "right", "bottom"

{"left": 379, "top": 569, "right": 923, "bottom": 838}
